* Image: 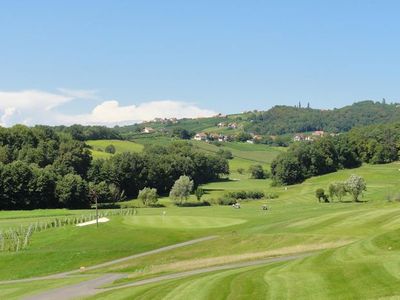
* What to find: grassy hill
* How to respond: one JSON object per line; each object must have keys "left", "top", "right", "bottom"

{"left": 1, "top": 162, "right": 400, "bottom": 299}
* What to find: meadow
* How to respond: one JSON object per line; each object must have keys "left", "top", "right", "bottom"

{"left": 0, "top": 161, "right": 399, "bottom": 299}
{"left": 86, "top": 139, "right": 144, "bottom": 159}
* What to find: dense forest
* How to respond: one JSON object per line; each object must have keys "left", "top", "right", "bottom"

{"left": 0, "top": 126, "right": 228, "bottom": 210}
{"left": 246, "top": 101, "right": 400, "bottom": 135}
{"left": 271, "top": 122, "right": 400, "bottom": 185}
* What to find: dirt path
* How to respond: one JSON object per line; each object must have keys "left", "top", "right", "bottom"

{"left": 23, "top": 253, "right": 313, "bottom": 300}
{"left": 0, "top": 235, "right": 218, "bottom": 285}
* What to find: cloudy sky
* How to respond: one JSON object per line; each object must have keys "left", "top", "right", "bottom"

{"left": 0, "top": 89, "right": 215, "bottom": 126}
{"left": 1, "top": 1, "right": 400, "bottom": 126}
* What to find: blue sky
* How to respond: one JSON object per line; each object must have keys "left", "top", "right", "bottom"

{"left": 0, "top": 0, "right": 399, "bottom": 126}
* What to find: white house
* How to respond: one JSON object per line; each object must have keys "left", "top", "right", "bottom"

{"left": 218, "top": 134, "right": 228, "bottom": 142}
{"left": 228, "top": 123, "right": 238, "bottom": 129}
{"left": 293, "top": 134, "right": 305, "bottom": 142}
{"left": 194, "top": 133, "right": 208, "bottom": 141}
{"left": 142, "top": 127, "right": 155, "bottom": 134}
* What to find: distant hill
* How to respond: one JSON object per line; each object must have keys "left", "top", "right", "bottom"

{"left": 245, "top": 101, "right": 400, "bottom": 135}
{"left": 118, "top": 100, "right": 400, "bottom": 138}
{"left": 43, "top": 101, "right": 400, "bottom": 141}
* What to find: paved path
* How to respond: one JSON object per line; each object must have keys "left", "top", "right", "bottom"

{"left": 24, "top": 273, "right": 127, "bottom": 300}
{"left": 0, "top": 235, "right": 218, "bottom": 285}
{"left": 23, "top": 253, "right": 313, "bottom": 300}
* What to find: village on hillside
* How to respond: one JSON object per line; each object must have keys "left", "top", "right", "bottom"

{"left": 138, "top": 116, "right": 337, "bottom": 145}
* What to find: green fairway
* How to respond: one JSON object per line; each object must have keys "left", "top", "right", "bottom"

{"left": 0, "top": 215, "right": 202, "bottom": 280}
{"left": 123, "top": 215, "right": 246, "bottom": 229}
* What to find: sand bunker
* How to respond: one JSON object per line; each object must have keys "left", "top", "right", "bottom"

{"left": 76, "top": 217, "right": 110, "bottom": 227}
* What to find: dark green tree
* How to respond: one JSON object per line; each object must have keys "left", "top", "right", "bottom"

{"left": 105, "top": 144, "right": 116, "bottom": 154}
{"left": 56, "top": 174, "right": 90, "bottom": 209}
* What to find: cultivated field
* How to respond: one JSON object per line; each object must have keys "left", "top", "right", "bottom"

{"left": 1, "top": 162, "right": 400, "bottom": 299}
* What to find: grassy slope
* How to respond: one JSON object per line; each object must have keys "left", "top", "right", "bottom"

{"left": 86, "top": 140, "right": 144, "bottom": 159}
{"left": 192, "top": 141, "right": 285, "bottom": 171}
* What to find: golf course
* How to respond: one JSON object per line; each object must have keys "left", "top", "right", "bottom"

{"left": 1, "top": 157, "right": 400, "bottom": 299}
{"left": 3, "top": 2, "right": 400, "bottom": 298}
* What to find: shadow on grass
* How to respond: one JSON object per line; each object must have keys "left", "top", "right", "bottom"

{"left": 212, "top": 178, "right": 236, "bottom": 183}
{"left": 175, "top": 201, "right": 211, "bottom": 207}
{"left": 204, "top": 188, "right": 226, "bottom": 192}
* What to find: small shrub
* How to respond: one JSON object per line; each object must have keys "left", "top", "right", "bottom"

{"left": 105, "top": 144, "right": 116, "bottom": 154}
{"left": 316, "top": 188, "right": 329, "bottom": 203}
{"left": 265, "top": 192, "right": 279, "bottom": 199}
{"left": 226, "top": 190, "right": 264, "bottom": 200}
{"left": 227, "top": 190, "right": 247, "bottom": 199}
{"left": 218, "top": 197, "right": 237, "bottom": 206}
{"left": 237, "top": 168, "right": 245, "bottom": 174}
{"left": 217, "top": 149, "right": 233, "bottom": 160}
{"left": 194, "top": 188, "right": 205, "bottom": 201}
{"left": 249, "top": 165, "right": 267, "bottom": 179}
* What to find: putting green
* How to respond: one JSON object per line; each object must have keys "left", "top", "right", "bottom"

{"left": 123, "top": 215, "right": 246, "bottom": 229}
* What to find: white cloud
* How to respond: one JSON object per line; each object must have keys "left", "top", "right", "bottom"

{"left": 0, "top": 89, "right": 216, "bottom": 127}
{"left": 57, "top": 100, "right": 216, "bottom": 126}
{"left": 0, "top": 107, "right": 17, "bottom": 127}
{"left": 0, "top": 89, "right": 72, "bottom": 111}
{"left": 57, "top": 88, "right": 99, "bottom": 100}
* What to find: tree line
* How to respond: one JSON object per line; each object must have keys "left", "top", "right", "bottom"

{"left": 52, "top": 124, "right": 122, "bottom": 141}
{"left": 0, "top": 125, "right": 228, "bottom": 210}
{"left": 246, "top": 101, "right": 400, "bottom": 135}
{"left": 271, "top": 122, "right": 400, "bottom": 185}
